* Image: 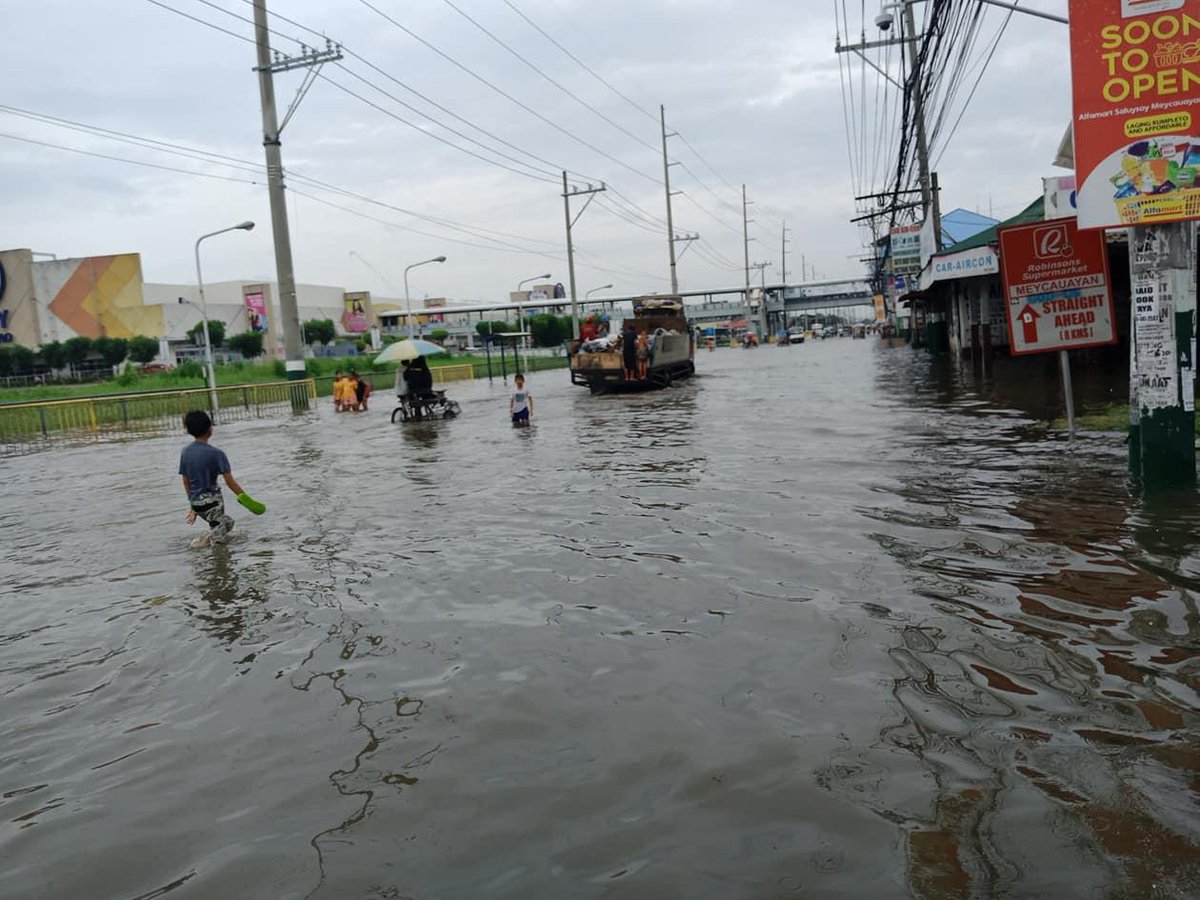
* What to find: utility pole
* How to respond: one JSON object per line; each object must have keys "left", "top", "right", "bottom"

{"left": 562, "top": 173, "right": 606, "bottom": 340}
{"left": 781, "top": 221, "right": 789, "bottom": 285}
{"left": 1129, "top": 223, "right": 1198, "bottom": 486}
{"left": 742, "top": 184, "right": 753, "bottom": 304}
{"left": 901, "top": 1, "right": 940, "bottom": 251}
{"left": 661, "top": 106, "right": 680, "bottom": 294}
{"left": 251, "top": 0, "right": 340, "bottom": 405}
{"left": 835, "top": 3, "right": 941, "bottom": 251}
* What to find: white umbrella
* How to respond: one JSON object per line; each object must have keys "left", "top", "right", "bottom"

{"left": 375, "top": 338, "right": 446, "bottom": 364}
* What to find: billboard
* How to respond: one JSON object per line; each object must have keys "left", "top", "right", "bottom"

{"left": 998, "top": 218, "right": 1116, "bottom": 355}
{"left": 342, "top": 291, "right": 371, "bottom": 334}
{"left": 889, "top": 223, "right": 923, "bottom": 276}
{"left": 1069, "top": 0, "right": 1200, "bottom": 228}
{"left": 243, "top": 289, "right": 268, "bottom": 333}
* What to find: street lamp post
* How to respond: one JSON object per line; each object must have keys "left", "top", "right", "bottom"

{"left": 194, "top": 221, "right": 254, "bottom": 418}
{"left": 585, "top": 284, "right": 613, "bottom": 305}
{"left": 403, "top": 256, "right": 447, "bottom": 339}
{"left": 585, "top": 285, "right": 613, "bottom": 335}
{"left": 516, "top": 273, "right": 551, "bottom": 373}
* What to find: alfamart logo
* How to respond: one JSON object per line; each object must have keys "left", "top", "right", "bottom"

{"left": 1122, "top": 0, "right": 1184, "bottom": 17}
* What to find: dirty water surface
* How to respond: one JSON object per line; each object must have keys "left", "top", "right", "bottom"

{"left": 1, "top": 342, "right": 1196, "bottom": 899}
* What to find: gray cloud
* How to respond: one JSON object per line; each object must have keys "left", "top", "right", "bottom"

{"left": 0, "top": 0, "right": 1071, "bottom": 299}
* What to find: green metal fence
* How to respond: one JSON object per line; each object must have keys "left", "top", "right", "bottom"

{"left": 0, "top": 380, "right": 316, "bottom": 457}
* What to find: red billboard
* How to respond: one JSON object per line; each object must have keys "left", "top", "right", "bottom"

{"left": 1069, "top": 0, "right": 1200, "bottom": 229}
{"left": 999, "top": 218, "right": 1117, "bottom": 355}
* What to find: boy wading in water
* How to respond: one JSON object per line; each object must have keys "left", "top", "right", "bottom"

{"left": 510, "top": 373, "right": 533, "bottom": 427}
{"left": 179, "top": 410, "right": 248, "bottom": 547}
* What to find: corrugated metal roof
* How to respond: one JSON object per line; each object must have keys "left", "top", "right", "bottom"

{"left": 932, "top": 196, "right": 1045, "bottom": 257}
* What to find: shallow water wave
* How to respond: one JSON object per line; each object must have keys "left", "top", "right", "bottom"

{"left": 0, "top": 343, "right": 1196, "bottom": 899}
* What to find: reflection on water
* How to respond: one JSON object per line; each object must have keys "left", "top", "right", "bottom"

{"left": 0, "top": 345, "right": 1196, "bottom": 899}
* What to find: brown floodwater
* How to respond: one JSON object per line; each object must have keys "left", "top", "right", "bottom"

{"left": 1, "top": 341, "right": 1197, "bottom": 899}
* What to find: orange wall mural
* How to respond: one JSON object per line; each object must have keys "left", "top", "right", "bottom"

{"left": 40, "top": 254, "right": 160, "bottom": 340}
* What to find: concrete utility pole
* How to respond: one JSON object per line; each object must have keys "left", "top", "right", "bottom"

{"left": 251, "top": 0, "right": 340, "bottom": 406}
{"left": 781, "top": 221, "right": 789, "bottom": 286}
{"left": 901, "top": 1, "right": 939, "bottom": 248}
{"left": 661, "top": 106, "right": 680, "bottom": 294}
{"left": 562, "top": 172, "right": 606, "bottom": 340}
{"left": 742, "top": 184, "right": 753, "bottom": 302}
{"left": 835, "top": 2, "right": 941, "bottom": 252}
{"left": 659, "top": 107, "right": 697, "bottom": 295}
{"left": 1129, "top": 223, "right": 1198, "bottom": 487}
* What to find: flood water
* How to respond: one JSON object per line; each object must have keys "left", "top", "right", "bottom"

{"left": 2, "top": 341, "right": 1197, "bottom": 900}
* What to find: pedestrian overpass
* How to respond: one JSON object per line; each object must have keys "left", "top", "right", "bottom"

{"left": 377, "top": 277, "right": 873, "bottom": 341}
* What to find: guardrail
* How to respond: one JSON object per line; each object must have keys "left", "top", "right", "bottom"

{"left": 0, "top": 379, "right": 315, "bottom": 457}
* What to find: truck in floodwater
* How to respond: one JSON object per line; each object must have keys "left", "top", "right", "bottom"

{"left": 568, "top": 296, "right": 695, "bottom": 394}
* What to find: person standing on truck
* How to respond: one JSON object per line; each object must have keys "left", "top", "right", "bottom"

{"left": 622, "top": 323, "right": 638, "bottom": 381}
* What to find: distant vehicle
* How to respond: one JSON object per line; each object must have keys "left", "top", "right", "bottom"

{"left": 787, "top": 327, "right": 805, "bottom": 345}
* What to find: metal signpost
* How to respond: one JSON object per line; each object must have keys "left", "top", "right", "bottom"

{"left": 999, "top": 218, "right": 1117, "bottom": 438}
{"left": 1068, "top": 0, "right": 1199, "bottom": 485}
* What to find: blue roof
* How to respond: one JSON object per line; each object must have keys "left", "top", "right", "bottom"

{"left": 941, "top": 208, "right": 999, "bottom": 247}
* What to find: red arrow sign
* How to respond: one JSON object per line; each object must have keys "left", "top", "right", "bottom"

{"left": 1017, "top": 303, "right": 1040, "bottom": 345}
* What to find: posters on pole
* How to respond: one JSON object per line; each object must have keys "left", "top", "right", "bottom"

{"left": 998, "top": 218, "right": 1117, "bottom": 355}
{"left": 243, "top": 289, "right": 268, "bottom": 333}
{"left": 874, "top": 294, "right": 886, "bottom": 321}
{"left": 342, "top": 291, "right": 371, "bottom": 334}
{"left": 1068, "top": 0, "right": 1200, "bottom": 229}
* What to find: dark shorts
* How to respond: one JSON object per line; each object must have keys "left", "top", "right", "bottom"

{"left": 512, "top": 408, "right": 529, "bottom": 425}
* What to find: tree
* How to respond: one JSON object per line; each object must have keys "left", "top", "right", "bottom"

{"left": 128, "top": 335, "right": 160, "bottom": 365}
{"left": 429, "top": 328, "right": 449, "bottom": 343}
{"left": 529, "top": 314, "right": 558, "bottom": 348}
{"left": 226, "top": 330, "right": 264, "bottom": 359}
{"left": 187, "top": 320, "right": 224, "bottom": 348}
{"left": 38, "top": 340, "right": 67, "bottom": 371}
{"left": 9, "top": 345, "right": 34, "bottom": 374}
{"left": 64, "top": 336, "right": 93, "bottom": 369}
{"left": 93, "top": 336, "right": 129, "bottom": 368}
{"left": 302, "top": 318, "right": 336, "bottom": 345}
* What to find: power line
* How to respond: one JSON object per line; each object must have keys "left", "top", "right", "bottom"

{"left": 500, "top": 0, "right": 658, "bottom": 124}
{"left": 439, "top": 0, "right": 658, "bottom": 155}
{"left": 0, "top": 131, "right": 261, "bottom": 186}
{"left": 320, "top": 66, "right": 561, "bottom": 184}
{"left": 356, "top": 0, "right": 659, "bottom": 187}
{"left": 144, "top": 0, "right": 256, "bottom": 44}
{"left": 0, "top": 103, "right": 567, "bottom": 252}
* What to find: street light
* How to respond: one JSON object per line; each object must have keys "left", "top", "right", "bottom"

{"left": 403, "top": 255, "right": 447, "bottom": 339}
{"left": 585, "top": 284, "right": 613, "bottom": 304}
{"left": 193, "top": 220, "right": 254, "bottom": 417}
{"left": 515, "top": 273, "right": 551, "bottom": 371}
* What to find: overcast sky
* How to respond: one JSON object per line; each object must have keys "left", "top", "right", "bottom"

{"left": 0, "top": 0, "right": 1070, "bottom": 302}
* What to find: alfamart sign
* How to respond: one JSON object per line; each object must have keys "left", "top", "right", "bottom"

{"left": 1069, "top": 0, "right": 1200, "bottom": 229}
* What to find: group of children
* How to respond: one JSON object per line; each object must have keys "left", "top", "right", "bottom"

{"left": 333, "top": 370, "right": 371, "bottom": 412}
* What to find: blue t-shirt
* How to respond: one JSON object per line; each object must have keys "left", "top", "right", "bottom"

{"left": 179, "top": 441, "right": 231, "bottom": 500}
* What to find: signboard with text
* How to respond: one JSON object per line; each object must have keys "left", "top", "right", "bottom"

{"left": 999, "top": 218, "right": 1116, "bottom": 355}
{"left": 1069, "top": 0, "right": 1200, "bottom": 229}
{"left": 889, "top": 222, "right": 923, "bottom": 276}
